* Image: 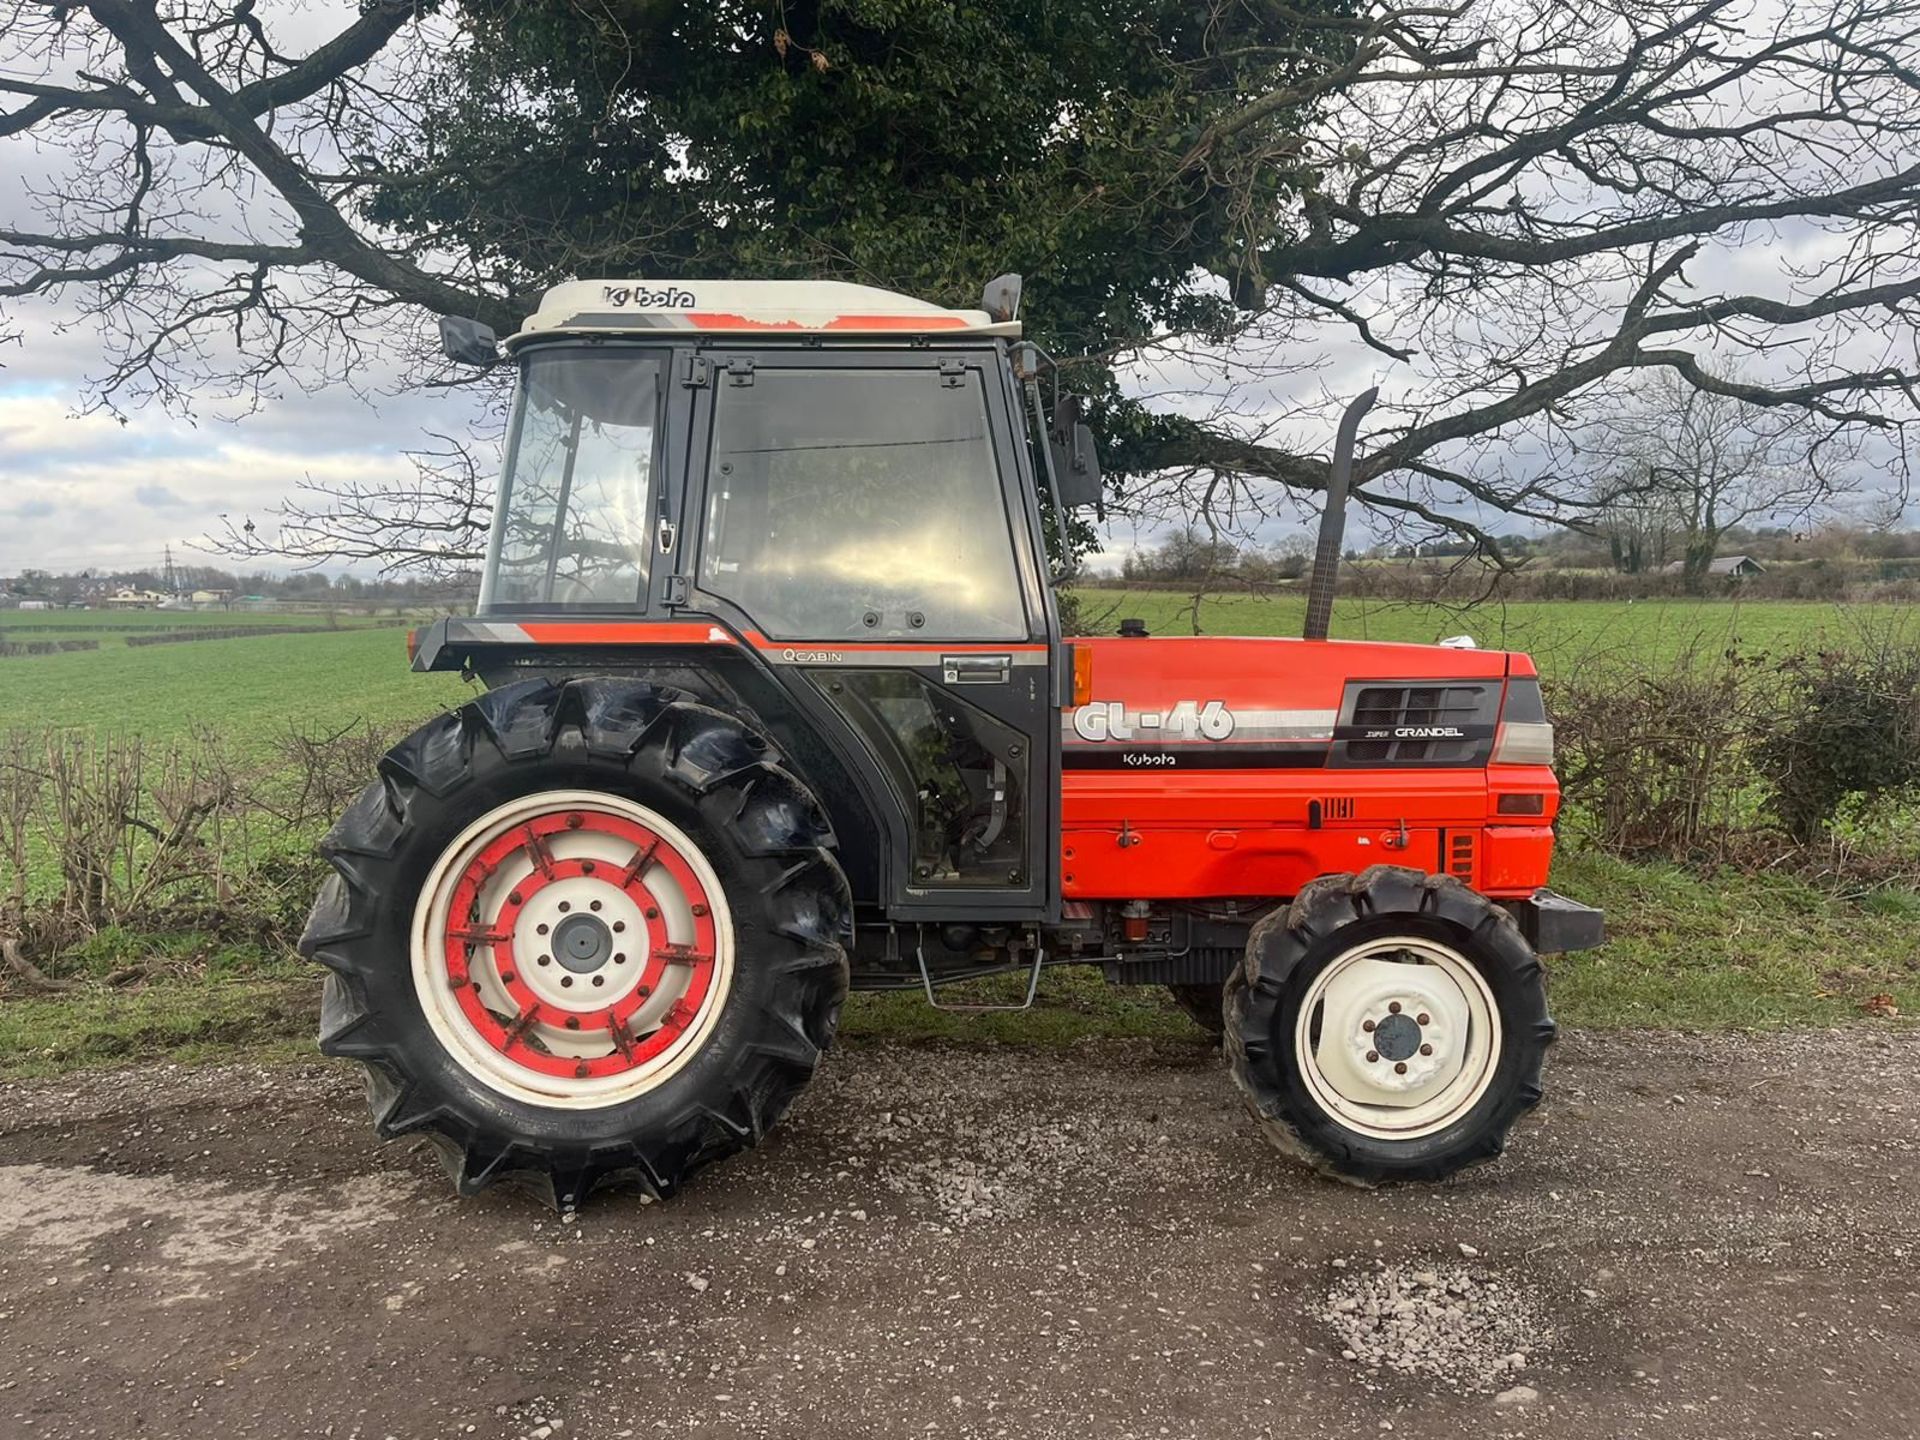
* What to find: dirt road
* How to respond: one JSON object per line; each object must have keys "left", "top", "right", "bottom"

{"left": 0, "top": 1027, "right": 1915, "bottom": 1439}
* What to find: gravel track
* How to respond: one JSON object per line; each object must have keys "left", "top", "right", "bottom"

{"left": 0, "top": 1027, "right": 1915, "bottom": 1439}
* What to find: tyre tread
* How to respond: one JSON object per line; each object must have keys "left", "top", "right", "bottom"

{"left": 1225, "top": 864, "right": 1554, "bottom": 1186}
{"left": 299, "top": 677, "right": 850, "bottom": 1209}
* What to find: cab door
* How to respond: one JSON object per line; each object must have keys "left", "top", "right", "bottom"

{"left": 677, "top": 346, "right": 1059, "bottom": 923}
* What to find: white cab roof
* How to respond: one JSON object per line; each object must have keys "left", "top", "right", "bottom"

{"left": 509, "top": 279, "right": 1017, "bottom": 345}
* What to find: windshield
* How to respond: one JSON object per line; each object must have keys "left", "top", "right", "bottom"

{"left": 698, "top": 366, "right": 1027, "bottom": 640}
{"left": 480, "top": 350, "right": 664, "bottom": 608}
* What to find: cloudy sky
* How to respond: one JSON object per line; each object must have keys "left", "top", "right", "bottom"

{"left": 0, "top": 310, "right": 478, "bottom": 578}
{"left": 0, "top": 1, "right": 1406, "bottom": 583}
{"left": 2, "top": 2, "right": 1905, "bottom": 582}
{"left": 0, "top": 2, "right": 480, "bottom": 581}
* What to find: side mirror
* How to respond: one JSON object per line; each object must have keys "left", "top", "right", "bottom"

{"left": 1047, "top": 394, "right": 1104, "bottom": 512}
{"left": 1058, "top": 423, "right": 1105, "bottom": 510}
{"left": 439, "top": 315, "right": 499, "bottom": 367}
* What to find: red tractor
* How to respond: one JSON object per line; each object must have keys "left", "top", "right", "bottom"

{"left": 304, "top": 276, "right": 1602, "bottom": 1206}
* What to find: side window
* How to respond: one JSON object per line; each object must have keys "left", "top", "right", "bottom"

{"left": 698, "top": 367, "right": 1027, "bottom": 640}
{"left": 827, "top": 671, "right": 1028, "bottom": 888}
{"left": 484, "top": 351, "right": 664, "bottom": 608}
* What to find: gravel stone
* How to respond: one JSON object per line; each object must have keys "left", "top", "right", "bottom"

{"left": 1320, "top": 1261, "right": 1554, "bottom": 1392}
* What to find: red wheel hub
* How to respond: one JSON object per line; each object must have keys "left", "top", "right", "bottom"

{"left": 438, "top": 808, "right": 720, "bottom": 1080}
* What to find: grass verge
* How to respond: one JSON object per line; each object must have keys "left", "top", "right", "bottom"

{"left": 2, "top": 851, "right": 1915, "bottom": 1081}
{"left": 1544, "top": 851, "right": 1920, "bottom": 1028}
{"left": 0, "top": 975, "right": 314, "bottom": 1080}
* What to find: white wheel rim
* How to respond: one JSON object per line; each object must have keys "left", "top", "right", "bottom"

{"left": 1293, "top": 935, "right": 1501, "bottom": 1141}
{"left": 411, "top": 790, "right": 736, "bottom": 1110}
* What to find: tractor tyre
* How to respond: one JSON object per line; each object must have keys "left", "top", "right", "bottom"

{"left": 300, "top": 677, "right": 851, "bottom": 1208}
{"left": 1167, "top": 983, "right": 1226, "bottom": 1041}
{"left": 1224, "top": 865, "right": 1553, "bottom": 1185}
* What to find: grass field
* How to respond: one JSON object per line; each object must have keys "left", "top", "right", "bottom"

{"left": 0, "top": 607, "right": 359, "bottom": 627}
{"left": 1, "top": 593, "right": 1902, "bottom": 745}
{"left": 0, "top": 620, "right": 470, "bottom": 748}
{"left": 1, "top": 593, "right": 1915, "bottom": 1079}
{"left": 1075, "top": 589, "right": 1917, "bottom": 675}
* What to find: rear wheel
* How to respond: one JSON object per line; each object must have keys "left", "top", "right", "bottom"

{"left": 1224, "top": 865, "right": 1553, "bottom": 1184}
{"left": 301, "top": 677, "right": 850, "bottom": 1208}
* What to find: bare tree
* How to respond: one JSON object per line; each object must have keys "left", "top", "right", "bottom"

{"left": 3, "top": 0, "right": 1920, "bottom": 566}
{"left": 1585, "top": 371, "right": 1847, "bottom": 584}
{"left": 1588, "top": 484, "right": 1678, "bottom": 576}
{"left": 208, "top": 432, "right": 494, "bottom": 581}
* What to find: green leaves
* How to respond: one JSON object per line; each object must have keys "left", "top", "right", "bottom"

{"left": 372, "top": 0, "right": 1346, "bottom": 400}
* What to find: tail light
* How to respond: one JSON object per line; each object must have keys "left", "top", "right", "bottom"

{"left": 1492, "top": 676, "right": 1554, "bottom": 765}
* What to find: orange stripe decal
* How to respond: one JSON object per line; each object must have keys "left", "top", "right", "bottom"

{"left": 825, "top": 315, "right": 969, "bottom": 330}
{"left": 517, "top": 622, "right": 740, "bottom": 646}
{"left": 686, "top": 312, "right": 970, "bottom": 332}
{"left": 739, "top": 630, "right": 1043, "bottom": 654}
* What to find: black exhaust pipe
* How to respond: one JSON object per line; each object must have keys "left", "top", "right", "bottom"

{"left": 1302, "top": 386, "right": 1379, "bottom": 642}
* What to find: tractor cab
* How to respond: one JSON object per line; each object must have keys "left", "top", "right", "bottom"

{"left": 417, "top": 277, "right": 1089, "bottom": 927}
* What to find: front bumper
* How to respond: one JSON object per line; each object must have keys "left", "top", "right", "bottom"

{"left": 1510, "top": 888, "right": 1605, "bottom": 954}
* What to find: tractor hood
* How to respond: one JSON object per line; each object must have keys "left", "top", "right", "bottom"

{"left": 1064, "top": 635, "right": 1529, "bottom": 773}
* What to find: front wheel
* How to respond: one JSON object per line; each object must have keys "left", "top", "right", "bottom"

{"left": 1224, "top": 866, "right": 1553, "bottom": 1184}
{"left": 300, "top": 678, "right": 851, "bottom": 1208}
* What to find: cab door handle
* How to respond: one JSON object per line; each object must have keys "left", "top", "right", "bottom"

{"left": 942, "top": 654, "right": 1010, "bottom": 684}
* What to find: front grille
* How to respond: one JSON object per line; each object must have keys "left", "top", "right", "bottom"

{"left": 1333, "top": 681, "right": 1499, "bottom": 768}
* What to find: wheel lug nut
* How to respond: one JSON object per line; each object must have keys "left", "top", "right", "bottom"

{"left": 559, "top": 901, "right": 571, "bottom": 913}
{"left": 499, "top": 972, "right": 515, "bottom": 984}
{"left": 590, "top": 900, "right": 603, "bottom": 912}
{"left": 613, "top": 953, "right": 626, "bottom": 964}
{"left": 1388, "top": 1001, "right": 1402, "bottom": 1014}
{"left": 566, "top": 814, "right": 584, "bottom": 829}
{"left": 537, "top": 955, "right": 551, "bottom": 966}
{"left": 508, "top": 891, "right": 523, "bottom": 906}
{"left": 565, "top": 1016, "right": 580, "bottom": 1030}
{"left": 644, "top": 906, "right": 659, "bottom": 920}
{"left": 561, "top": 976, "right": 573, "bottom": 988}
{"left": 592, "top": 976, "right": 605, "bottom": 987}
{"left": 691, "top": 903, "right": 709, "bottom": 918}
{"left": 1394, "top": 1061, "right": 1408, "bottom": 1074}
{"left": 1361, "top": 1019, "right": 1376, "bottom": 1033}
{"left": 1365, "top": 1050, "right": 1379, "bottom": 1063}
{"left": 1420, "top": 1043, "right": 1433, "bottom": 1056}
{"left": 574, "top": 1061, "right": 590, "bottom": 1078}
{"left": 613, "top": 921, "right": 626, "bottom": 934}
{"left": 537, "top": 923, "right": 549, "bottom": 935}
{"left": 581, "top": 861, "right": 597, "bottom": 875}
{"left": 637, "top": 985, "right": 652, "bottom": 998}
{"left": 1417, "top": 1012, "right": 1431, "bottom": 1026}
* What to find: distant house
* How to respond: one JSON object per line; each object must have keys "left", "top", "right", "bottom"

{"left": 189, "top": 588, "right": 233, "bottom": 609}
{"left": 105, "top": 588, "right": 170, "bottom": 609}
{"left": 1662, "top": 555, "right": 1765, "bottom": 579}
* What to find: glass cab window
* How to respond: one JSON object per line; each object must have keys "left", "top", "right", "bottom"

{"left": 699, "top": 367, "right": 1027, "bottom": 640}
{"left": 481, "top": 349, "right": 664, "bottom": 609}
